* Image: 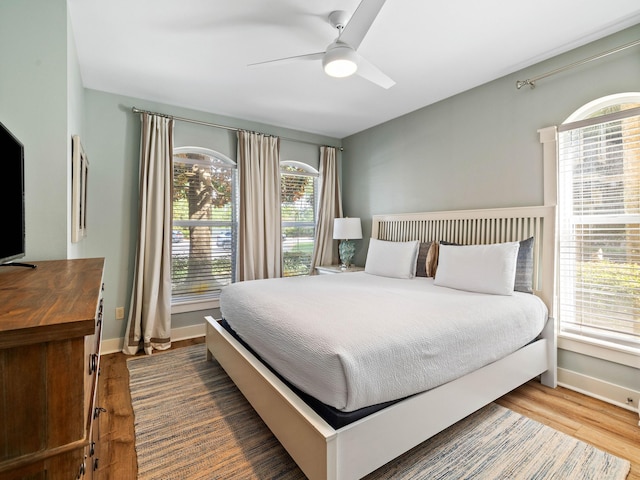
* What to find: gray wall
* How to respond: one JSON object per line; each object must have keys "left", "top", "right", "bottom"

{"left": 1, "top": 0, "right": 341, "bottom": 343}
{"left": 67, "top": 6, "right": 88, "bottom": 259}
{"left": 343, "top": 25, "right": 640, "bottom": 261}
{"left": 342, "top": 24, "right": 640, "bottom": 392}
{"left": 81, "top": 89, "right": 341, "bottom": 341}
{"left": 1, "top": 0, "right": 70, "bottom": 261}
{"left": 2, "top": 0, "right": 636, "bottom": 395}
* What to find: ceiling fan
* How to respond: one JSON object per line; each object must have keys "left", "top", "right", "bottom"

{"left": 248, "top": 0, "right": 394, "bottom": 89}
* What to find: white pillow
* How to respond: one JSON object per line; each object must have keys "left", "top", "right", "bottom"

{"left": 434, "top": 242, "right": 520, "bottom": 295}
{"left": 365, "top": 239, "right": 420, "bottom": 279}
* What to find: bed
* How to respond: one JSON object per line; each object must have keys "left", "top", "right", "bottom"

{"left": 205, "top": 205, "right": 557, "bottom": 480}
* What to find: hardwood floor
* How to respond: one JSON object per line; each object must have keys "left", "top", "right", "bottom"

{"left": 97, "top": 338, "right": 639, "bottom": 479}
{"left": 496, "top": 381, "right": 640, "bottom": 480}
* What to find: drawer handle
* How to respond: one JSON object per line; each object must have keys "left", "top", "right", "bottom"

{"left": 94, "top": 406, "right": 107, "bottom": 419}
{"left": 93, "top": 457, "right": 100, "bottom": 471}
{"left": 90, "top": 441, "right": 95, "bottom": 457}
{"left": 89, "top": 353, "right": 99, "bottom": 374}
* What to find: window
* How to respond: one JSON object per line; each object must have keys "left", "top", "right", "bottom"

{"left": 172, "top": 147, "right": 237, "bottom": 308}
{"left": 281, "top": 161, "right": 318, "bottom": 277}
{"left": 557, "top": 98, "right": 640, "bottom": 352}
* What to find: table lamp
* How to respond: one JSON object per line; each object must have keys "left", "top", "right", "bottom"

{"left": 333, "top": 217, "right": 362, "bottom": 269}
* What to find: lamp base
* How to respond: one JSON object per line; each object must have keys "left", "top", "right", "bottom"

{"left": 339, "top": 239, "right": 356, "bottom": 268}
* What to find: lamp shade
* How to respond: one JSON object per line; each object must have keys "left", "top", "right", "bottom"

{"left": 333, "top": 217, "right": 362, "bottom": 240}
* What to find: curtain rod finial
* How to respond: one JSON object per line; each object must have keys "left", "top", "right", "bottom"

{"left": 516, "top": 79, "right": 535, "bottom": 90}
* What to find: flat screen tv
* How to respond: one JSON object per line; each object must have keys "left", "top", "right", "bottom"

{"left": 0, "top": 121, "right": 26, "bottom": 265}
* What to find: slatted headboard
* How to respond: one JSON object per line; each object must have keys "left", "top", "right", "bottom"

{"left": 371, "top": 205, "right": 557, "bottom": 314}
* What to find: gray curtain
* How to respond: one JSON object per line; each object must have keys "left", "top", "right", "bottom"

{"left": 310, "top": 146, "right": 343, "bottom": 271}
{"left": 237, "top": 130, "right": 282, "bottom": 281}
{"left": 123, "top": 113, "right": 174, "bottom": 355}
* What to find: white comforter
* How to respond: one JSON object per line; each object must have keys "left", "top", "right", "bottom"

{"left": 220, "top": 272, "right": 547, "bottom": 412}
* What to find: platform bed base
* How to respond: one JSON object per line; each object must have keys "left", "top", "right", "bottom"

{"left": 205, "top": 316, "right": 556, "bottom": 480}
{"left": 206, "top": 205, "right": 558, "bottom": 479}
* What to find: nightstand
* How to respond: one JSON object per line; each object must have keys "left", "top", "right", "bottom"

{"left": 315, "top": 264, "right": 364, "bottom": 275}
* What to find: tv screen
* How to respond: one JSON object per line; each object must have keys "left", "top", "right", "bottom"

{"left": 0, "top": 121, "right": 26, "bottom": 265}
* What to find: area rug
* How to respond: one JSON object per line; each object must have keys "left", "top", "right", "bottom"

{"left": 127, "top": 344, "right": 630, "bottom": 479}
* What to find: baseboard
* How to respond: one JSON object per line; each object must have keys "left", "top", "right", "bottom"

{"left": 558, "top": 367, "right": 639, "bottom": 415}
{"left": 101, "top": 323, "right": 208, "bottom": 355}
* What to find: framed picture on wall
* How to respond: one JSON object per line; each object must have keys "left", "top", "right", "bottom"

{"left": 71, "top": 135, "right": 88, "bottom": 243}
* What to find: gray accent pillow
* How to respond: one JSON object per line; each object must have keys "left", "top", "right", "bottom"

{"left": 514, "top": 237, "right": 534, "bottom": 294}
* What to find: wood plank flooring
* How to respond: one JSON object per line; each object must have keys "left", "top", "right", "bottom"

{"left": 96, "top": 338, "right": 639, "bottom": 479}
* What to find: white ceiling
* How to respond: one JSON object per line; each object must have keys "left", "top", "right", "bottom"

{"left": 67, "top": 0, "right": 640, "bottom": 139}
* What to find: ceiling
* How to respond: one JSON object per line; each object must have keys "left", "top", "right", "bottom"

{"left": 67, "top": 0, "right": 640, "bottom": 139}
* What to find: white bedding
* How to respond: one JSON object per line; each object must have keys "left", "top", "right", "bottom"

{"left": 220, "top": 272, "right": 547, "bottom": 412}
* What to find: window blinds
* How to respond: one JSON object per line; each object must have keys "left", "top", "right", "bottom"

{"left": 281, "top": 166, "right": 317, "bottom": 277}
{"left": 557, "top": 109, "right": 640, "bottom": 349}
{"left": 172, "top": 153, "right": 236, "bottom": 302}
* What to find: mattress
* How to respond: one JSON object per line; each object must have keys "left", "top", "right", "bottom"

{"left": 220, "top": 272, "right": 547, "bottom": 412}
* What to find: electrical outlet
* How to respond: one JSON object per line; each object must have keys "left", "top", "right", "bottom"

{"left": 115, "top": 307, "right": 125, "bottom": 320}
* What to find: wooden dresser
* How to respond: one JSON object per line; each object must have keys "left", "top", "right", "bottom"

{"left": 0, "top": 258, "right": 105, "bottom": 480}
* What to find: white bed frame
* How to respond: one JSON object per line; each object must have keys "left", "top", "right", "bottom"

{"left": 205, "top": 205, "right": 557, "bottom": 480}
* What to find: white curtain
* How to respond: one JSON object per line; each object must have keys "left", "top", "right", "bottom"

{"left": 310, "top": 146, "right": 343, "bottom": 271}
{"left": 237, "top": 130, "right": 282, "bottom": 281}
{"left": 123, "top": 113, "right": 174, "bottom": 355}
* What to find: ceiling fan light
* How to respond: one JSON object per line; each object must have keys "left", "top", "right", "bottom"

{"left": 323, "top": 45, "right": 358, "bottom": 78}
{"left": 324, "top": 59, "right": 358, "bottom": 78}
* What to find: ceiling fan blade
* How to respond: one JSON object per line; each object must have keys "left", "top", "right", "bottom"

{"left": 339, "top": 0, "right": 388, "bottom": 50}
{"left": 248, "top": 52, "right": 324, "bottom": 68}
{"left": 356, "top": 55, "right": 395, "bottom": 89}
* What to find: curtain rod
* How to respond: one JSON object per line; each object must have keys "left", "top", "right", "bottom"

{"left": 131, "top": 107, "right": 343, "bottom": 151}
{"left": 516, "top": 38, "right": 640, "bottom": 90}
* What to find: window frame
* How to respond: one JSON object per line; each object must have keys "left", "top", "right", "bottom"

{"left": 550, "top": 93, "right": 640, "bottom": 366}
{"left": 171, "top": 146, "right": 238, "bottom": 312}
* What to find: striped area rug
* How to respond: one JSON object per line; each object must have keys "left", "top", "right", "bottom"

{"left": 127, "top": 344, "right": 630, "bottom": 479}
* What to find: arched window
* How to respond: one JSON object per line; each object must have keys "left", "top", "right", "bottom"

{"left": 172, "top": 147, "right": 237, "bottom": 308}
{"left": 557, "top": 93, "right": 640, "bottom": 352}
{"left": 280, "top": 160, "right": 319, "bottom": 277}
